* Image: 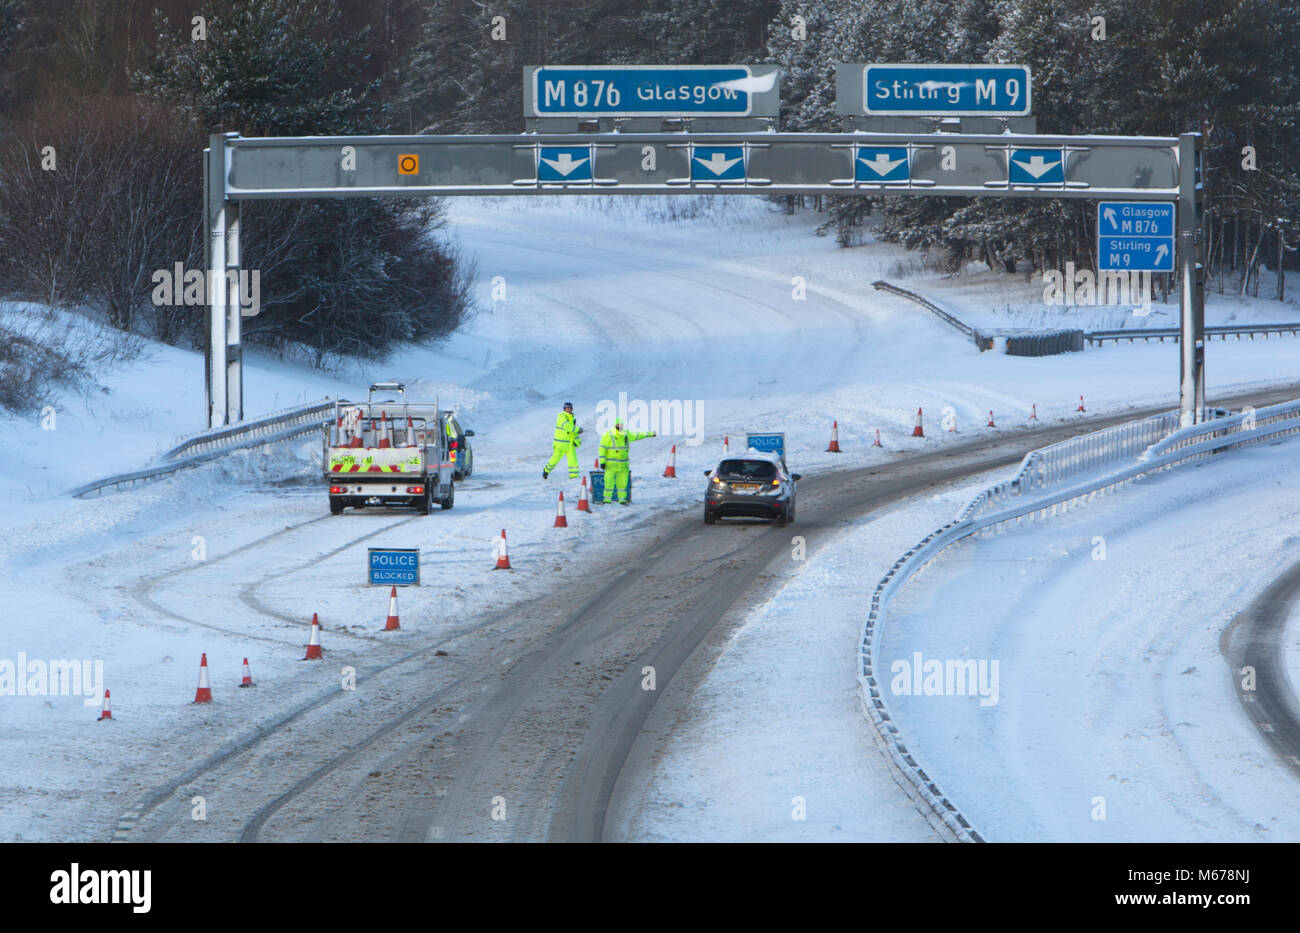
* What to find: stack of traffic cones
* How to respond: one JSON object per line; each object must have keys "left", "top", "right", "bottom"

{"left": 303, "top": 614, "right": 324, "bottom": 660}
{"left": 554, "top": 492, "right": 568, "bottom": 528}
{"left": 378, "top": 412, "right": 393, "bottom": 448}
{"left": 663, "top": 445, "right": 678, "bottom": 477}
{"left": 194, "top": 653, "right": 213, "bottom": 703}
{"left": 826, "top": 421, "right": 842, "bottom": 453}
{"left": 384, "top": 586, "right": 400, "bottom": 631}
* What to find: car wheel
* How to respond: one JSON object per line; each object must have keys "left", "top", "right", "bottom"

{"left": 440, "top": 482, "right": 455, "bottom": 510}
{"left": 776, "top": 510, "right": 788, "bottom": 527}
{"left": 329, "top": 498, "right": 344, "bottom": 515}
{"left": 787, "top": 503, "right": 795, "bottom": 524}
{"left": 703, "top": 506, "right": 716, "bottom": 525}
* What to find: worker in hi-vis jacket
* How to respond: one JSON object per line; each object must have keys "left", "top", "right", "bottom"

{"left": 543, "top": 401, "right": 583, "bottom": 479}
{"left": 598, "top": 419, "right": 655, "bottom": 504}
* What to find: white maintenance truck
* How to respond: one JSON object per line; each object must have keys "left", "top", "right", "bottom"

{"left": 324, "top": 382, "right": 458, "bottom": 515}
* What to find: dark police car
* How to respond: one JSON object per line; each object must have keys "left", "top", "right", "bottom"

{"left": 703, "top": 450, "right": 801, "bottom": 526}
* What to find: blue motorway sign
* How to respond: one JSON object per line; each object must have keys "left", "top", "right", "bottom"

{"left": 855, "top": 146, "right": 909, "bottom": 183}
{"left": 863, "top": 64, "right": 1031, "bottom": 116}
{"left": 691, "top": 146, "right": 746, "bottom": 181}
{"left": 1098, "top": 202, "right": 1176, "bottom": 271}
{"left": 527, "top": 66, "right": 773, "bottom": 118}
{"left": 745, "top": 433, "right": 786, "bottom": 459}
{"left": 368, "top": 547, "right": 420, "bottom": 586}
{"left": 538, "top": 146, "right": 592, "bottom": 182}
{"left": 1008, "top": 148, "right": 1064, "bottom": 185}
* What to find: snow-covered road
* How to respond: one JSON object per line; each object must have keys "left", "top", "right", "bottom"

{"left": 2, "top": 195, "right": 1298, "bottom": 841}
{"left": 877, "top": 436, "right": 1300, "bottom": 841}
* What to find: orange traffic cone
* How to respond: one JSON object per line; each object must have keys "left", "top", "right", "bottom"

{"left": 194, "top": 653, "right": 213, "bottom": 703}
{"left": 350, "top": 420, "right": 366, "bottom": 448}
{"left": 723, "top": 435, "right": 730, "bottom": 455}
{"left": 378, "top": 411, "right": 392, "bottom": 448}
{"left": 98, "top": 689, "right": 112, "bottom": 721}
{"left": 912, "top": 408, "right": 925, "bottom": 437}
{"left": 577, "top": 476, "right": 591, "bottom": 511}
{"left": 384, "top": 586, "right": 400, "bottom": 631}
{"left": 948, "top": 413, "right": 958, "bottom": 433}
{"left": 987, "top": 410, "right": 996, "bottom": 427}
{"left": 663, "top": 445, "right": 678, "bottom": 477}
{"left": 554, "top": 491, "right": 568, "bottom": 528}
{"left": 303, "top": 614, "right": 324, "bottom": 660}
{"left": 872, "top": 428, "right": 882, "bottom": 447}
{"left": 1077, "top": 395, "right": 1086, "bottom": 413}
{"left": 1029, "top": 403, "right": 1038, "bottom": 421}
{"left": 239, "top": 657, "right": 254, "bottom": 688}
{"left": 826, "top": 421, "right": 842, "bottom": 453}
{"left": 404, "top": 416, "right": 416, "bottom": 448}
{"left": 494, "top": 529, "right": 512, "bottom": 570}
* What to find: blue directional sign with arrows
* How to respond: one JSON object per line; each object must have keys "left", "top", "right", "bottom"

{"left": 691, "top": 145, "right": 746, "bottom": 181}
{"left": 1098, "top": 201, "right": 1176, "bottom": 271}
{"left": 538, "top": 146, "right": 593, "bottom": 182}
{"left": 855, "top": 146, "right": 909, "bottom": 183}
{"left": 1008, "top": 148, "right": 1064, "bottom": 185}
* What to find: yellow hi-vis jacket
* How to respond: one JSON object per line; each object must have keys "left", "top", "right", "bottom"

{"left": 598, "top": 428, "right": 654, "bottom": 470}
{"left": 553, "top": 410, "right": 582, "bottom": 448}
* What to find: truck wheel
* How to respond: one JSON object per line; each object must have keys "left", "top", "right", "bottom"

{"left": 440, "top": 482, "right": 455, "bottom": 510}
{"left": 329, "top": 498, "right": 344, "bottom": 515}
{"left": 417, "top": 489, "right": 431, "bottom": 515}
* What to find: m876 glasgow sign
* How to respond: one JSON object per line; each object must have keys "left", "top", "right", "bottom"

{"left": 523, "top": 65, "right": 780, "bottom": 118}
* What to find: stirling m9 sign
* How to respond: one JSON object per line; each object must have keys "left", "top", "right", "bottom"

{"left": 858, "top": 64, "right": 1032, "bottom": 117}
{"left": 524, "top": 65, "right": 779, "bottom": 118}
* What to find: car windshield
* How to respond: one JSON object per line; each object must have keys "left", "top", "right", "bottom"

{"left": 717, "top": 459, "right": 777, "bottom": 480}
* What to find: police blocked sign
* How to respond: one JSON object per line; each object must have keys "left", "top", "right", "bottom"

{"left": 745, "top": 432, "right": 785, "bottom": 458}
{"left": 368, "top": 547, "right": 420, "bottom": 585}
